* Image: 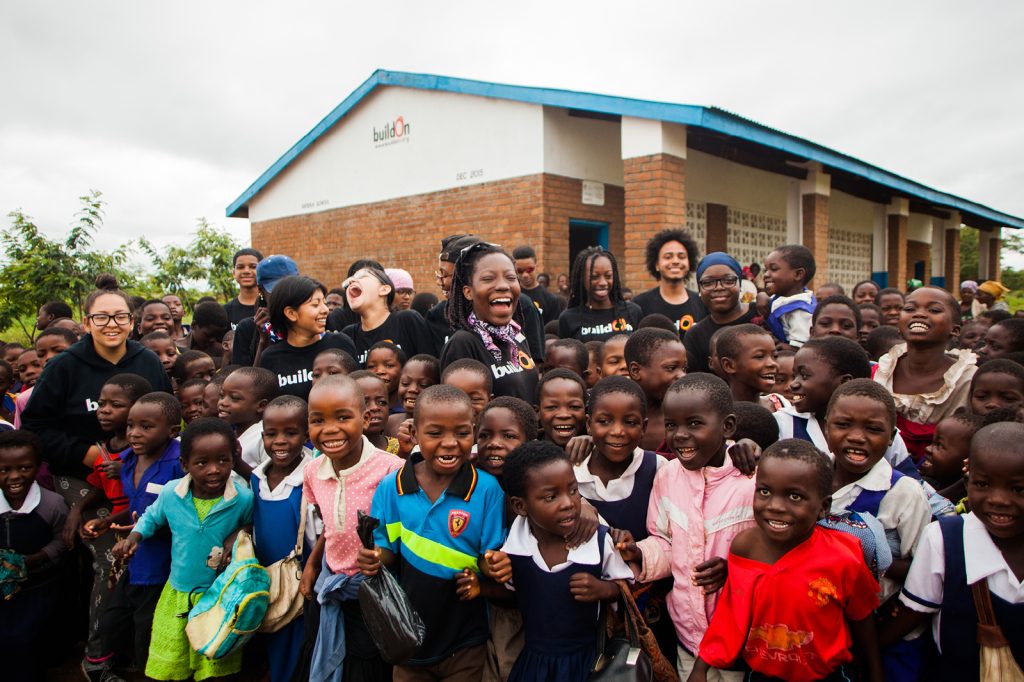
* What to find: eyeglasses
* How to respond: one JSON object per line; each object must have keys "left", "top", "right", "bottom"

{"left": 515, "top": 266, "right": 536, "bottom": 276}
{"left": 86, "top": 312, "right": 133, "bottom": 327}
{"left": 698, "top": 275, "right": 740, "bottom": 290}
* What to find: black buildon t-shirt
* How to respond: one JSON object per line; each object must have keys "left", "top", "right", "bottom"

{"left": 632, "top": 288, "right": 708, "bottom": 338}
{"left": 440, "top": 330, "right": 539, "bottom": 403}
{"left": 342, "top": 310, "right": 431, "bottom": 367}
{"left": 682, "top": 306, "right": 757, "bottom": 375}
{"left": 223, "top": 298, "right": 257, "bottom": 329}
{"left": 557, "top": 302, "right": 644, "bottom": 343}
{"left": 522, "top": 286, "right": 564, "bottom": 325}
{"left": 257, "top": 333, "right": 357, "bottom": 400}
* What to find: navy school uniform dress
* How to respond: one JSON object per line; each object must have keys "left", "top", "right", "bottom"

{"left": 581, "top": 449, "right": 659, "bottom": 541}
{"left": 502, "top": 518, "right": 634, "bottom": 682}
{"left": 251, "top": 453, "right": 314, "bottom": 682}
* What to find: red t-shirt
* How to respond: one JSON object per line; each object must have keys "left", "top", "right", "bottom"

{"left": 85, "top": 447, "right": 129, "bottom": 514}
{"left": 699, "top": 526, "right": 879, "bottom": 682}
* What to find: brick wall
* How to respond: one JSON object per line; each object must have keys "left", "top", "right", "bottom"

{"left": 540, "top": 175, "right": 625, "bottom": 283}
{"left": 887, "top": 214, "right": 908, "bottom": 291}
{"left": 906, "top": 240, "right": 931, "bottom": 284}
{"left": 944, "top": 229, "right": 961, "bottom": 292}
{"left": 802, "top": 193, "right": 830, "bottom": 289}
{"left": 622, "top": 153, "right": 686, "bottom": 292}
{"left": 251, "top": 173, "right": 624, "bottom": 295}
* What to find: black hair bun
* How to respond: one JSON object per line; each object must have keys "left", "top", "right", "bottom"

{"left": 94, "top": 273, "right": 119, "bottom": 290}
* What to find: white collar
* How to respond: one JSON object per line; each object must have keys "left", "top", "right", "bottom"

{"left": 574, "top": 447, "right": 645, "bottom": 485}
{"left": 0, "top": 481, "right": 41, "bottom": 514}
{"left": 252, "top": 450, "right": 313, "bottom": 493}
{"left": 173, "top": 473, "right": 239, "bottom": 501}
{"left": 316, "top": 435, "right": 376, "bottom": 480}
{"left": 502, "top": 514, "right": 600, "bottom": 567}
{"left": 964, "top": 512, "right": 1024, "bottom": 588}
{"left": 833, "top": 456, "right": 892, "bottom": 493}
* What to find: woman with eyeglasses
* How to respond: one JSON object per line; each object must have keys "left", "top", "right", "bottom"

{"left": 557, "top": 247, "right": 643, "bottom": 343}
{"left": 340, "top": 266, "right": 430, "bottom": 366}
{"left": 682, "top": 253, "right": 757, "bottom": 375}
{"left": 21, "top": 274, "right": 172, "bottom": 671}
{"left": 440, "top": 242, "right": 539, "bottom": 402}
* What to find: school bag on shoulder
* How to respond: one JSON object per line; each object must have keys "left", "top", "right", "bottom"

{"left": 185, "top": 530, "right": 271, "bottom": 659}
{"left": 260, "top": 495, "right": 309, "bottom": 633}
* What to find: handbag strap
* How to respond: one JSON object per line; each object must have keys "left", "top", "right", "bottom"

{"left": 972, "top": 579, "right": 1012, "bottom": 648}
{"left": 294, "top": 492, "right": 308, "bottom": 554}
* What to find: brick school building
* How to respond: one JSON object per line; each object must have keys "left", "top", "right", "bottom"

{"left": 228, "top": 70, "right": 1024, "bottom": 293}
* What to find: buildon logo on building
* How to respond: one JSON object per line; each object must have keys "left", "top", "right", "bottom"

{"left": 373, "top": 116, "right": 411, "bottom": 147}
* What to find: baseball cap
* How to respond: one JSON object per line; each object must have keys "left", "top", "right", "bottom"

{"left": 385, "top": 268, "right": 414, "bottom": 291}
{"left": 256, "top": 255, "right": 299, "bottom": 293}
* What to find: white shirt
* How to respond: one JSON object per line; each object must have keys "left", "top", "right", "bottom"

{"left": 771, "top": 290, "right": 814, "bottom": 347}
{"left": 238, "top": 421, "right": 268, "bottom": 468}
{"left": 573, "top": 448, "right": 666, "bottom": 503}
{"left": 830, "top": 457, "right": 932, "bottom": 601}
{"left": 251, "top": 450, "right": 317, "bottom": 547}
{"left": 501, "top": 515, "right": 634, "bottom": 581}
{"left": 0, "top": 481, "right": 41, "bottom": 514}
{"left": 900, "top": 513, "right": 1024, "bottom": 651}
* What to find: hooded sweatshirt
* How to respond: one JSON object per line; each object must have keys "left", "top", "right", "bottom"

{"left": 21, "top": 336, "right": 173, "bottom": 479}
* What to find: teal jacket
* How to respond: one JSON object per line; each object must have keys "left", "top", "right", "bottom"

{"left": 134, "top": 475, "right": 254, "bottom": 592}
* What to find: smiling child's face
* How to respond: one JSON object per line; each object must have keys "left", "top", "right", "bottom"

{"left": 414, "top": 400, "right": 475, "bottom": 478}
{"left": 178, "top": 384, "right": 206, "bottom": 424}
{"left": 308, "top": 383, "right": 368, "bottom": 469}
{"left": 0, "top": 446, "right": 38, "bottom": 509}
{"left": 261, "top": 404, "right": 308, "bottom": 469}
{"left": 587, "top": 391, "right": 647, "bottom": 465}
{"left": 753, "top": 455, "right": 830, "bottom": 550}
{"left": 183, "top": 433, "right": 235, "bottom": 499}
{"left": 97, "top": 384, "right": 132, "bottom": 436}
{"left": 663, "top": 389, "right": 734, "bottom": 470}
{"left": 354, "top": 376, "right": 389, "bottom": 436}
{"left": 825, "top": 394, "right": 893, "bottom": 478}
{"left": 538, "top": 377, "right": 586, "bottom": 447}
{"left": 968, "top": 444, "right": 1024, "bottom": 541}
{"left": 477, "top": 407, "right": 527, "bottom": 478}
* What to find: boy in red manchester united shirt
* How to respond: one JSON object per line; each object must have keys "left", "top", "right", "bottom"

{"left": 692, "top": 439, "right": 883, "bottom": 682}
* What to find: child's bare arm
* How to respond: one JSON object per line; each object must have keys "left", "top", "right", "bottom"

{"left": 568, "top": 573, "right": 619, "bottom": 602}
{"left": 301, "top": 535, "right": 326, "bottom": 600}
{"left": 686, "top": 657, "right": 711, "bottom": 682}
{"left": 884, "top": 557, "right": 911, "bottom": 583}
{"left": 877, "top": 602, "right": 929, "bottom": 649}
{"left": 848, "top": 614, "right": 884, "bottom": 682}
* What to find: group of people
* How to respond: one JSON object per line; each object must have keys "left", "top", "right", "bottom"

{"left": 1, "top": 226, "right": 1022, "bottom": 682}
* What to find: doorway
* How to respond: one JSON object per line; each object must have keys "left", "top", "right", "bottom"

{"left": 568, "top": 220, "right": 609, "bottom": 268}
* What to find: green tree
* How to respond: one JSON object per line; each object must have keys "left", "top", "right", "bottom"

{"left": 139, "top": 219, "right": 241, "bottom": 308}
{"left": 0, "top": 191, "right": 135, "bottom": 341}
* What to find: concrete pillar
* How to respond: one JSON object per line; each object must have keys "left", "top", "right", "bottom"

{"left": 928, "top": 218, "right": 945, "bottom": 288}
{"left": 887, "top": 198, "right": 909, "bottom": 290}
{"left": 786, "top": 181, "right": 801, "bottom": 244}
{"left": 872, "top": 204, "right": 888, "bottom": 287}
{"left": 989, "top": 229, "right": 1003, "bottom": 280}
{"left": 977, "top": 229, "right": 1001, "bottom": 280}
{"left": 799, "top": 165, "right": 830, "bottom": 289}
{"left": 621, "top": 118, "right": 687, "bottom": 290}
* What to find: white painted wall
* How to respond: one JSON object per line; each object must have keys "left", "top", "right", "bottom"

{"left": 830, "top": 190, "right": 876, "bottom": 236}
{"left": 908, "top": 213, "right": 933, "bottom": 243}
{"left": 542, "top": 107, "right": 623, "bottom": 185}
{"left": 249, "top": 87, "right": 545, "bottom": 222}
{"left": 686, "top": 149, "right": 788, "bottom": 218}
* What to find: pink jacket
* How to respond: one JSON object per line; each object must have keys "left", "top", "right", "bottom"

{"left": 636, "top": 449, "right": 756, "bottom": 653}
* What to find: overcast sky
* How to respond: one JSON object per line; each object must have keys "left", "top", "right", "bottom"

{"left": 2, "top": 1, "right": 1022, "bottom": 266}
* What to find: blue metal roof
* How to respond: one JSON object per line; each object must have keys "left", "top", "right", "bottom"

{"left": 227, "top": 69, "right": 1024, "bottom": 230}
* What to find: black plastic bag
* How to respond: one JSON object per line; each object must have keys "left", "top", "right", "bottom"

{"left": 356, "top": 510, "right": 426, "bottom": 665}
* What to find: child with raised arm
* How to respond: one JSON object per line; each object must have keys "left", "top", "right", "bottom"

{"left": 112, "top": 418, "right": 254, "bottom": 681}
{"left": 358, "top": 385, "right": 510, "bottom": 681}
{"left": 692, "top": 439, "right": 883, "bottom": 682}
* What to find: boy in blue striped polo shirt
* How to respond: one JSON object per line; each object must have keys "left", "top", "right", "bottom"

{"left": 360, "top": 384, "right": 509, "bottom": 680}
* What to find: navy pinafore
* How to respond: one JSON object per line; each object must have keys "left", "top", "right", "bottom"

{"left": 586, "top": 451, "right": 658, "bottom": 541}
{"left": 508, "top": 526, "right": 608, "bottom": 682}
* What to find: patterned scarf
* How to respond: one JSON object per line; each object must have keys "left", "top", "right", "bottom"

{"left": 467, "top": 312, "right": 522, "bottom": 368}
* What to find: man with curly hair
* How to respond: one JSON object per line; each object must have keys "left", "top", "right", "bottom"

{"left": 632, "top": 228, "right": 708, "bottom": 338}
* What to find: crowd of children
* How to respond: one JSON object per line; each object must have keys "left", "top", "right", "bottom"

{"left": 1, "top": 228, "right": 1023, "bottom": 682}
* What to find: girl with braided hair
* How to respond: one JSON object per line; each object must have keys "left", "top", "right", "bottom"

{"left": 439, "top": 242, "right": 539, "bottom": 402}
{"left": 557, "top": 246, "right": 642, "bottom": 342}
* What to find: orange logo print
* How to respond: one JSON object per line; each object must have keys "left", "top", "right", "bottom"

{"left": 748, "top": 624, "right": 814, "bottom": 651}
{"left": 611, "top": 318, "right": 628, "bottom": 332}
{"left": 807, "top": 577, "right": 838, "bottom": 607}
{"left": 518, "top": 351, "right": 535, "bottom": 370}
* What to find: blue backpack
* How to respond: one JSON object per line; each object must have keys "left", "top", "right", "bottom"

{"left": 185, "top": 531, "right": 270, "bottom": 660}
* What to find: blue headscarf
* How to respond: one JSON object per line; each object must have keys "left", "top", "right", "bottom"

{"left": 696, "top": 252, "right": 743, "bottom": 281}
